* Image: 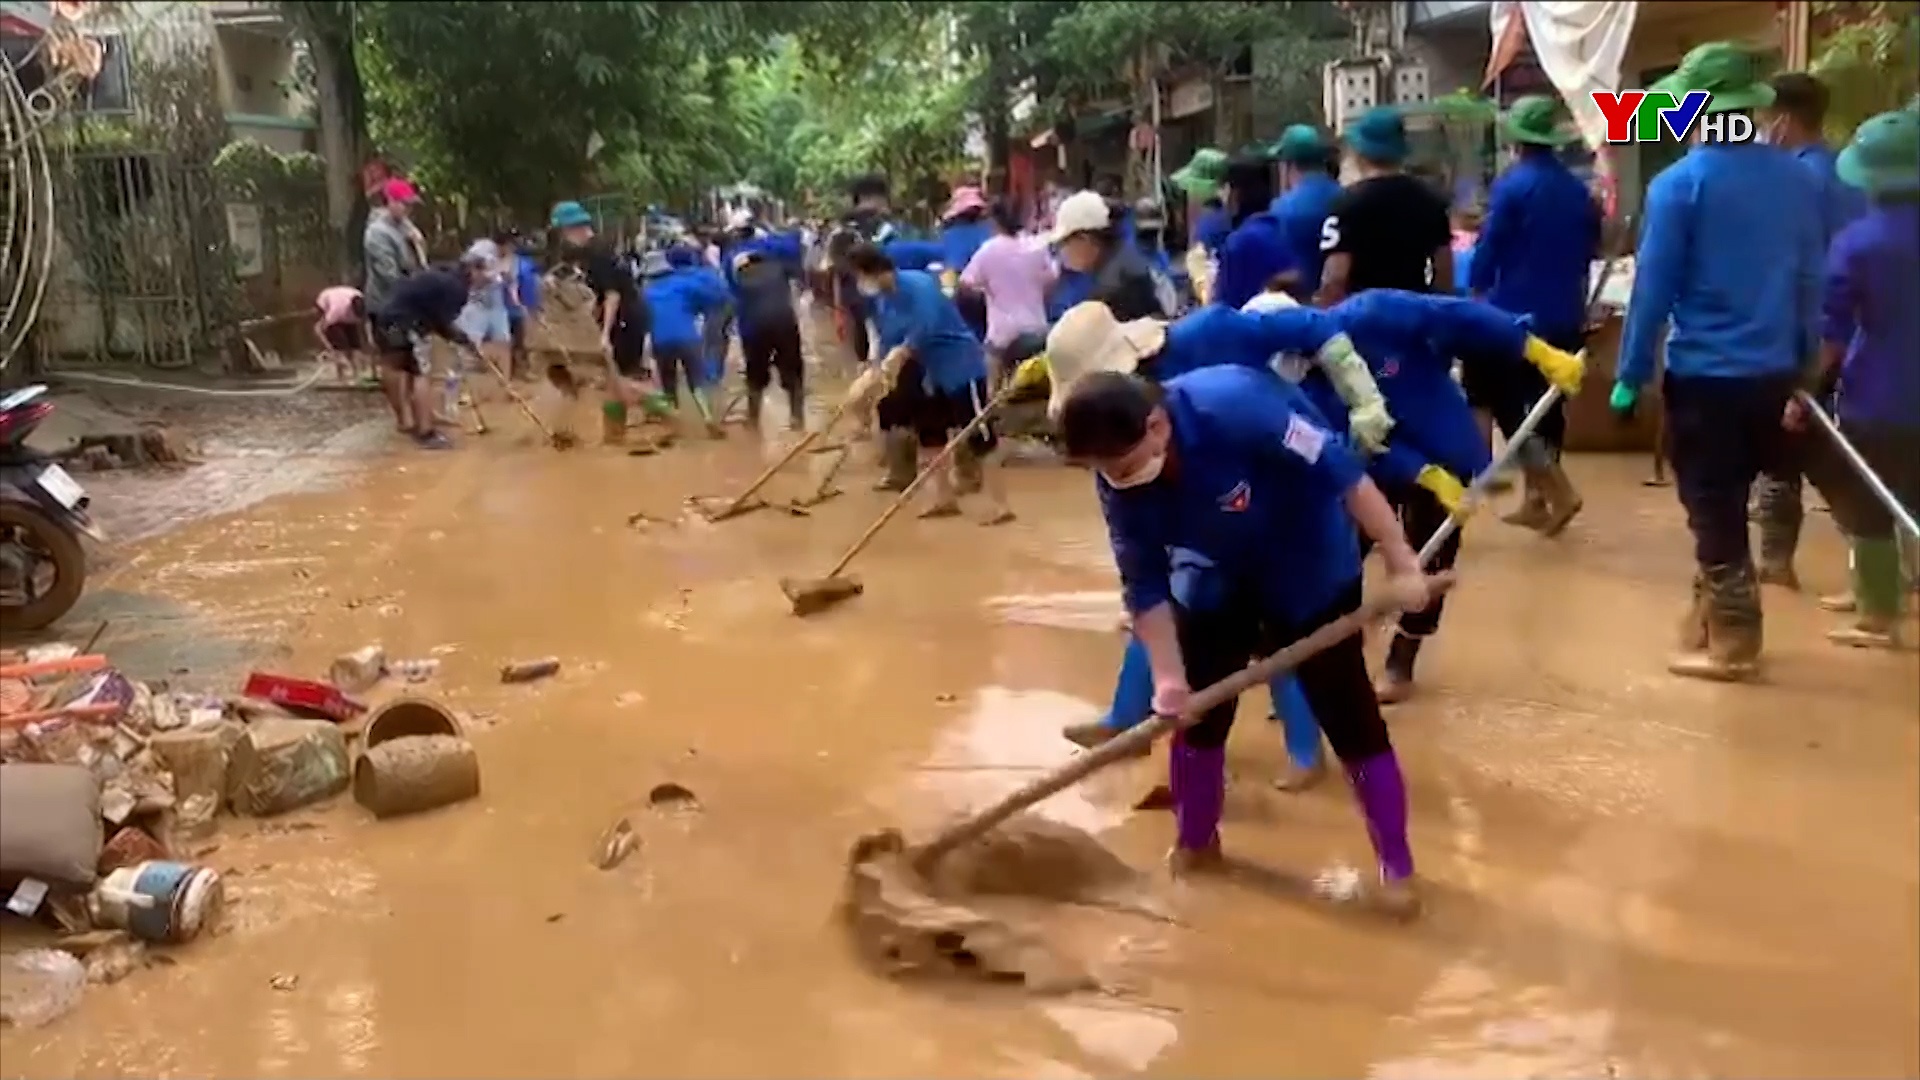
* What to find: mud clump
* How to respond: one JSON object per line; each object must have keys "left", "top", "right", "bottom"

{"left": 840, "top": 815, "right": 1140, "bottom": 994}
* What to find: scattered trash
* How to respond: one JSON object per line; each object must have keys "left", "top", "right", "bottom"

{"left": 0, "top": 763, "right": 103, "bottom": 887}
{"left": 389, "top": 658, "right": 440, "bottom": 683}
{"left": 328, "top": 645, "right": 387, "bottom": 694}
{"left": 0, "top": 949, "right": 87, "bottom": 1029}
{"left": 364, "top": 697, "right": 462, "bottom": 747}
{"left": 499, "top": 657, "right": 560, "bottom": 684}
{"left": 241, "top": 673, "right": 365, "bottom": 723}
{"left": 98, "top": 824, "right": 168, "bottom": 874}
{"left": 225, "top": 717, "right": 351, "bottom": 817}
{"left": 646, "top": 782, "right": 699, "bottom": 811}
{"left": 88, "top": 860, "right": 225, "bottom": 944}
{"left": 592, "top": 816, "right": 639, "bottom": 870}
{"left": 269, "top": 973, "right": 299, "bottom": 991}
{"left": 6, "top": 878, "right": 49, "bottom": 917}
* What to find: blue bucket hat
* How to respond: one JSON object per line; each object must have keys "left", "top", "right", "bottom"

{"left": 1345, "top": 106, "right": 1408, "bottom": 164}
{"left": 1837, "top": 108, "right": 1920, "bottom": 195}
{"left": 549, "top": 200, "right": 592, "bottom": 229}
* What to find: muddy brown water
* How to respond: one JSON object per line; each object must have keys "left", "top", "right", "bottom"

{"left": 2, "top": 411, "right": 1916, "bottom": 1077}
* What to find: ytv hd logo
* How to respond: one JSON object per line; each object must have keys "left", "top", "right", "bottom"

{"left": 1591, "top": 90, "right": 1757, "bottom": 144}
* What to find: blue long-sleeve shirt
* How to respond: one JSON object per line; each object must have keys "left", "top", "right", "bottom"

{"left": 1212, "top": 212, "right": 1295, "bottom": 311}
{"left": 1792, "top": 142, "right": 1869, "bottom": 250}
{"left": 1618, "top": 144, "right": 1823, "bottom": 387}
{"left": 1822, "top": 200, "right": 1920, "bottom": 429}
{"left": 872, "top": 269, "right": 988, "bottom": 393}
{"left": 1047, "top": 269, "right": 1095, "bottom": 324}
{"left": 884, "top": 239, "right": 946, "bottom": 273}
{"left": 940, "top": 219, "right": 992, "bottom": 278}
{"left": 1100, "top": 364, "right": 1365, "bottom": 624}
{"left": 644, "top": 266, "right": 731, "bottom": 350}
{"left": 1192, "top": 207, "right": 1231, "bottom": 254}
{"left": 1146, "top": 304, "right": 1342, "bottom": 382}
{"left": 1469, "top": 149, "right": 1601, "bottom": 340}
{"left": 1269, "top": 174, "right": 1341, "bottom": 302}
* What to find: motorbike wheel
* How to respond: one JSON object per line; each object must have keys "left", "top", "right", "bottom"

{"left": 0, "top": 499, "right": 86, "bottom": 632}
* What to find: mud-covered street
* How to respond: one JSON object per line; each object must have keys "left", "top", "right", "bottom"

{"left": 2, "top": 380, "right": 1915, "bottom": 1079}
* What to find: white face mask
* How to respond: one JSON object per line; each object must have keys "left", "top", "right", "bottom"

{"left": 856, "top": 279, "right": 882, "bottom": 298}
{"left": 1101, "top": 452, "right": 1166, "bottom": 489}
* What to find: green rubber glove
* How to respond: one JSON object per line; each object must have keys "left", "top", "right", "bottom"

{"left": 1608, "top": 381, "right": 1639, "bottom": 414}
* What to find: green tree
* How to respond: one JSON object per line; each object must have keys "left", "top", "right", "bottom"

{"left": 1811, "top": 0, "right": 1920, "bottom": 140}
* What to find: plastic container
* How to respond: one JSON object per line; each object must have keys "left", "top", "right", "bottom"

{"left": 353, "top": 734, "right": 481, "bottom": 819}
{"left": 88, "top": 860, "right": 224, "bottom": 944}
{"left": 328, "top": 645, "right": 386, "bottom": 694}
{"left": 363, "top": 697, "right": 462, "bottom": 750}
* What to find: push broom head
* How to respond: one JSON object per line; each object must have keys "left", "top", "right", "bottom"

{"left": 780, "top": 574, "right": 863, "bottom": 616}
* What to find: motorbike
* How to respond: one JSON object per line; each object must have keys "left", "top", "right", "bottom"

{"left": 0, "top": 384, "right": 104, "bottom": 632}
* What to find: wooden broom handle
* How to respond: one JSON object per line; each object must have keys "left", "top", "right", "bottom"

{"left": 714, "top": 396, "right": 857, "bottom": 516}
{"left": 819, "top": 383, "right": 1014, "bottom": 581}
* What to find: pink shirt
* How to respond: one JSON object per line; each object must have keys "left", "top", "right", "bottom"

{"left": 959, "top": 234, "right": 1054, "bottom": 348}
{"left": 316, "top": 286, "right": 361, "bottom": 326}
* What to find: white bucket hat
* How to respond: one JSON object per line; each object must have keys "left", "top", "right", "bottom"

{"left": 1048, "top": 190, "right": 1112, "bottom": 245}
{"left": 1240, "top": 289, "right": 1311, "bottom": 381}
{"left": 1240, "top": 290, "right": 1300, "bottom": 313}
{"left": 1044, "top": 301, "right": 1168, "bottom": 418}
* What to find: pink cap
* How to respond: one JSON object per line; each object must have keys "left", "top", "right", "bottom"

{"left": 382, "top": 178, "right": 419, "bottom": 204}
{"left": 943, "top": 186, "right": 987, "bottom": 220}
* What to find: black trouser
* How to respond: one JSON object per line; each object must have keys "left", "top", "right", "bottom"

{"left": 742, "top": 316, "right": 804, "bottom": 399}
{"left": 654, "top": 341, "right": 704, "bottom": 401}
{"left": 1665, "top": 373, "right": 1799, "bottom": 569}
{"left": 842, "top": 303, "right": 872, "bottom": 365}
{"left": 1359, "top": 480, "right": 1460, "bottom": 641}
{"left": 955, "top": 289, "right": 988, "bottom": 342}
{"left": 1175, "top": 580, "right": 1389, "bottom": 764}
{"left": 874, "top": 355, "right": 926, "bottom": 433}
{"left": 1803, "top": 420, "right": 1920, "bottom": 542}
{"left": 1460, "top": 328, "right": 1576, "bottom": 452}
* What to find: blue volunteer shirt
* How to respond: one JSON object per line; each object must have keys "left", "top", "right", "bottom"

{"left": 939, "top": 219, "right": 993, "bottom": 277}
{"left": 884, "top": 239, "right": 946, "bottom": 273}
{"left": 1099, "top": 364, "right": 1364, "bottom": 625}
{"left": 1618, "top": 143, "right": 1823, "bottom": 388}
{"left": 1145, "top": 304, "right": 1342, "bottom": 383}
{"left": 644, "top": 266, "right": 731, "bottom": 350}
{"left": 1212, "top": 212, "right": 1296, "bottom": 311}
{"left": 873, "top": 269, "right": 988, "bottom": 393}
{"left": 1470, "top": 148, "right": 1602, "bottom": 340}
{"left": 1822, "top": 199, "right": 1920, "bottom": 429}
{"left": 1792, "top": 142, "right": 1870, "bottom": 249}
{"left": 1269, "top": 174, "right": 1341, "bottom": 302}
{"left": 1192, "top": 206, "right": 1232, "bottom": 254}
{"left": 512, "top": 252, "right": 542, "bottom": 314}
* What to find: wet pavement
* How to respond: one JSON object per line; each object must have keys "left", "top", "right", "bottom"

{"left": 2, "top": 387, "right": 1916, "bottom": 1078}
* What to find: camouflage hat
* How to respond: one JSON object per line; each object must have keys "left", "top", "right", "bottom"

{"left": 1649, "top": 42, "right": 1775, "bottom": 114}
{"left": 1501, "top": 94, "right": 1579, "bottom": 146}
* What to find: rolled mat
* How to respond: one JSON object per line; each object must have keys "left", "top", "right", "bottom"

{"left": 352, "top": 735, "right": 481, "bottom": 819}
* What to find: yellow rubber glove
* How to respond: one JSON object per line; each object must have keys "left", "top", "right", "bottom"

{"left": 1415, "top": 464, "right": 1468, "bottom": 517}
{"left": 1347, "top": 401, "right": 1394, "bottom": 453}
{"left": 843, "top": 366, "right": 885, "bottom": 411}
{"left": 880, "top": 346, "right": 911, "bottom": 385}
{"left": 1523, "top": 335, "right": 1586, "bottom": 395}
{"left": 1012, "top": 354, "right": 1051, "bottom": 391}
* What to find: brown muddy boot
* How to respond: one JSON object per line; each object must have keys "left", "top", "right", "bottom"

{"left": 1501, "top": 468, "right": 1552, "bottom": 531}
{"left": 1818, "top": 591, "right": 1858, "bottom": 614}
{"left": 1536, "top": 461, "right": 1584, "bottom": 537}
{"left": 745, "top": 388, "right": 765, "bottom": 432}
{"left": 871, "top": 430, "right": 917, "bottom": 492}
{"left": 1677, "top": 572, "right": 1710, "bottom": 652}
{"left": 1373, "top": 632, "right": 1422, "bottom": 705}
{"left": 954, "top": 441, "right": 984, "bottom": 495}
{"left": 1061, "top": 720, "right": 1150, "bottom": 758}
{"left": 1669, "top": 564, "right": 1762, "bottom": 682}
{"left": 1754, "top": 475, "right": 1803, "bottom": 589}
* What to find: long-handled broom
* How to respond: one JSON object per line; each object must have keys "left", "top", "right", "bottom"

{"left": 781, "top": 384, "right": 1015, "bottom": 616}
{"left": 695, "top": 395, "right": 860, "bottom": 523}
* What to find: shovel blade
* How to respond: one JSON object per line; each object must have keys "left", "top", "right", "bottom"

{"left": 781, "top": 574, "right": 863, "bottom": 617}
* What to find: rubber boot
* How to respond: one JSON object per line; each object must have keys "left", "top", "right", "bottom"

{"left": 1374, "top": 631, "right": 1423, "bottom": 705}
{"left": 746, "top": 388, "right": 765, "bottom": 431}
{"left": 1269, "top": 675, "right": 1326, "bottom": 792}
{"left": 690, "top": 388, "right": 726, "bottom": 439}
{"left": 1501, "top": 467, "right": 1552, "bottom": 531}
{"left": 1167, "top": 737, "right": 1226, "bottom": 874}
{"left": 601, "top": 399, "right": 627, "bottom": 446}
{"left": 1669, "top": 563, "right": 1762, "bottom": 682}
{"left": 1536, "top": 459, "right": 1585, "bottom": 538}
{"left": 1829, "top": 537, "right": 1904, "bottom": 649}
{"left": 954, "top": 441, "right": 984, "bottom": 495}
{"left": 1347, "top": 751, "right": 1419, "bottom": 918}
{"left": 1678, "top": 571, "right": 1710, "bottom": 652}
{"left": 872, "top": 429, "right": 917, "bottom": 492}
{"left": 1754, "top": 474, "right": 1803, "bottom": 590}
{"left": 787, "top": 389, "right": 806, "bottom": 433}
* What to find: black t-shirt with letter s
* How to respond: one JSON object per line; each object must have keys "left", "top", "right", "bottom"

{"left": 1320, "top": 173, "right": 1452, "bottom": 295}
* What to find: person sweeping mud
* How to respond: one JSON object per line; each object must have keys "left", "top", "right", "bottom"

{"left": 845, "top": 241, "right": 1015, "bottom": 525}
{"left": 551, "top": 200, "right": 658, "bottom": 444}
{"left": 1467, "top": 94, "right": 1600, "bottom": 537}
{"left": 1052, "top": 360, "right": 1434, "bottom": 913}
{"left": 646, "top": 245, "right": 732, "bottom": 438}
{"left": 369, "top": 258, "right": 492, "bottom": 450}
{"left": 1610, "top": 43, "right": 1824, "bottom": 682}
{"left": 728, "top": 242, "right": 807, "bottom": 432}
{"left": 1793, "top": 108, "right": 1920, "bottom": 649}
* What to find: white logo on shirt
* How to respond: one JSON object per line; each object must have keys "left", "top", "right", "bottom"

{"left": 1283, "top": 413, "right": 1326, "bottom": 463}
{"left": 1319, "top": 216, "right": 1342, "bottom": 252}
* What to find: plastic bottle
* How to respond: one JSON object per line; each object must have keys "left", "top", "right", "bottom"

{"left": 442, "top": 370, "right": 462, "bottom": 418}
{"left": 0, "top": 949, "right": 86, "bottom": 1029}
{"left": 388, "top": 658, "right": 440, "bottom": 683}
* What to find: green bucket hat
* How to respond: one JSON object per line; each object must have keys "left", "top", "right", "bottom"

{"left": 1649, "top": 41, "right": 1775, "bottom": 114}
{"left": 1344, "top": 106, "right": 1409, "bottom": 164}
{"left": 1837, "top": 108, "right": 1920, "bottom": 194}
{"left": 1501, "top": 94, "right": 1578, "bottom": 146}
{"left": 1170, "top": 148, "right": 1228, "bottom": 199}
{"left": 1269, "top": 123, "right": 1331, "bottom": 164}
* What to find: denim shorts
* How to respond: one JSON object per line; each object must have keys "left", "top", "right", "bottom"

{"left": 457, "top": 302, "right": 513, "bottom": 344}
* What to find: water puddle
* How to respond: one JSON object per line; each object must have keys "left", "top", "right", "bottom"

{"left": 984, "top": 591, "right": 1125, "bottom": 635}
{"left": 909, "top": 686, "right": 1127, "bottom": 837}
